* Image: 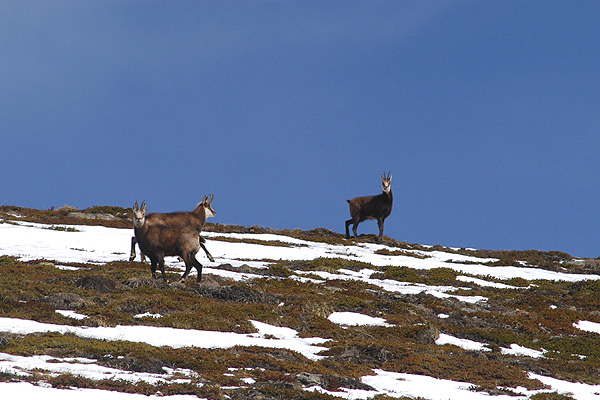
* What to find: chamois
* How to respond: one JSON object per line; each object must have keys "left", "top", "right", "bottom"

{"left": 129, "top": 195, "right": 216, "bottom": 263}
{"left": 345, "top": 172, "right": 393, "bottom": 242}
{"left": 132, "top": 200, "right": 205, "bottom": 283}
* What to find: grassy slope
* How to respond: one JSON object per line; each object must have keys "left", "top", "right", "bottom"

{"left": 1, "top": 205, "right": 600, "bottom": 400}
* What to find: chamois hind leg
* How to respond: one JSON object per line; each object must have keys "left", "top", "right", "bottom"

{"left": 346, "top": 215, "right": 360, "bottom": 240}
{"left": 150, "top": 259, "right": 158, "bottom": 279}
{"left": 180, "top": 259, "right": 192, "bottom": 282}
{"left": 192, "top": 255, "right": 203, "bottom": 283}
{"left": 180, "top": 251, "right": 203, "bottom": 283}
{"left": 200, "top": 243, "right": 214, "bottom": 262}
{"left": 158, "top": 258, "right": 167, "bottom": 282}
{"left": 180, "top": 254, "right": 193, "bottom": 282}
{"left": 345, "top": 219, "right": 352, "bottom": 239}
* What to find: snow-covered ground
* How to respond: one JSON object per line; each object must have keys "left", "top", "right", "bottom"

{"left": 1, "top": 220, "right": 600, "bottom": 399}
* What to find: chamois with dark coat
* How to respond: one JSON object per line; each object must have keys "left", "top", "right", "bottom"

{"left": 129, "top": 195, "right": 216, "bottom": 263}
{"left": 345, "top": 172, "right": 393, "bottom": 242}
{"left": 132, "top": 200, "right": 206, "bottom": 283}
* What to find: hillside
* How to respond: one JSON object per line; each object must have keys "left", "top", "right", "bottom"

{"left": 1, "top": 205, "right": 600, "bottom": 399}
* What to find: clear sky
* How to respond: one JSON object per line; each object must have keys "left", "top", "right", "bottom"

{"left": 2, "top": 1, "right": 599, "bottom": 257}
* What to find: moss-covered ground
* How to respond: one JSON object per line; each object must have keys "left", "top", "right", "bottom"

{"left": 1, "top": 205, "right": 600, "bottom": 399}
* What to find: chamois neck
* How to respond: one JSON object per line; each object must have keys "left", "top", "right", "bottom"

{"left": 382, "top": 189, "right": 393, "bottom": 201}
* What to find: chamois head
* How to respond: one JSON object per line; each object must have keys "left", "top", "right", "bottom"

{"left": 381, "top": 171, "right": 392, "bottom": 194}
{"left": 133, "top": 199, "right": 147, "bottom": 228}
{"left": 199, "top": 194, "right": 216, "bottom": 218}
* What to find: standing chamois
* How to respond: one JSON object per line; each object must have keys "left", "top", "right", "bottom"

{"left": 129, "top": 195, "right": 216, "bottom": 263}
{"left": 132, "top": 200, "right": 206, "bottom": 283}
{"left": 345, "top": 172, "right": 393, "bottom": 242}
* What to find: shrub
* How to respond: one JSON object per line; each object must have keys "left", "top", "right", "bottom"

{"left": 372, "top": 266, "right": 423, "bottom": 283}
{"left": 427, "top": 268, "right": 457, "bottom": 285}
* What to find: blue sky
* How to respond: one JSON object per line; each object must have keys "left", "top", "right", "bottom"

{"left": 2, "top": 1, "right": 599, "bottom": 257}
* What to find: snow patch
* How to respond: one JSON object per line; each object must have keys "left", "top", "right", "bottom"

{"left": 328, "top": 312, "right": 394, "bottom": 327}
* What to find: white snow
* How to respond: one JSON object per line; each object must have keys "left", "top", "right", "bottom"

{"left": 435, "top": 333, "right": 490, "bottom": 352}
{"left": 1, "top": 220, "right": 600, "bottom": 399}
{"left": 574, "top": 320, "right": 600, "bottom": 334}
{"left": 456, "top": 275, "right": 524, "bottom": 289}
{"left": 501, "top": 344, "right": 546, "bottom": 358}
{"left": 529, "top": 373, "right": 600, "bottom": 400}
{"left": 0, "top": 352, "right": 200, "bottom": 385}
{"left": 436, "top": 333, "right": 546, "bottom": 358}
{"left": 0, "top": 317, "right": 329, "bottom": 361}
{"left": 3, "top": 221, "right": 599, "bottom": 284}
{"left": 294, "top": 268, "right": 488, "bottom": 303}
{"left": 328, "top": 312, "right": 394, "bottom": 327}
{"left": 56, "top": 310, "right": 88, "bottom": 320}
{"left": 134, "top": 312, "right": 163, "bottom": 319}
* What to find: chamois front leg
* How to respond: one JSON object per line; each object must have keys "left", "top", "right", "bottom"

{"left": 129, "top": 236, "right": 137, "bottom": 262}
{"left": 130, "top": 236, "right": 147, "bottom": 263}
{"left": 377, "top": 217, "right": 385, "bottom": 242}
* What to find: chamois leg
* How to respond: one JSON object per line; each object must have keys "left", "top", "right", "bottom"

{"left": 192, "top": 256, "right": 203, "bottom": 283}
{"left": 180, "top": 256, "right": 193, "bottom": 282}
{"left": 150, "top": 259, "right": 158, "bottom": 279}
{"left": 352, "top": 222, "right": 359, "bottom": 239}
{"left": 180, "top": 252, "right": 203, "bottom": 283}
{"left": 347, "top": 215, "right": 360, "bottom": 240}
{"left": 377, "top": 217, "right": 385, "bottom": 242}
{"left": 345, "top": 219, "right": 355, "bottom": 239}
{"left": 158, "top": 258, "right": 167, "bottom": 282}
{"left": 199, "top": 240, "right": 214, "bottom": 262}
{"left": 129, "top": 236, "right": 147, "bottom": 263}
{"left": 129, "top": 236, "right": 137, "bottom": 262}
